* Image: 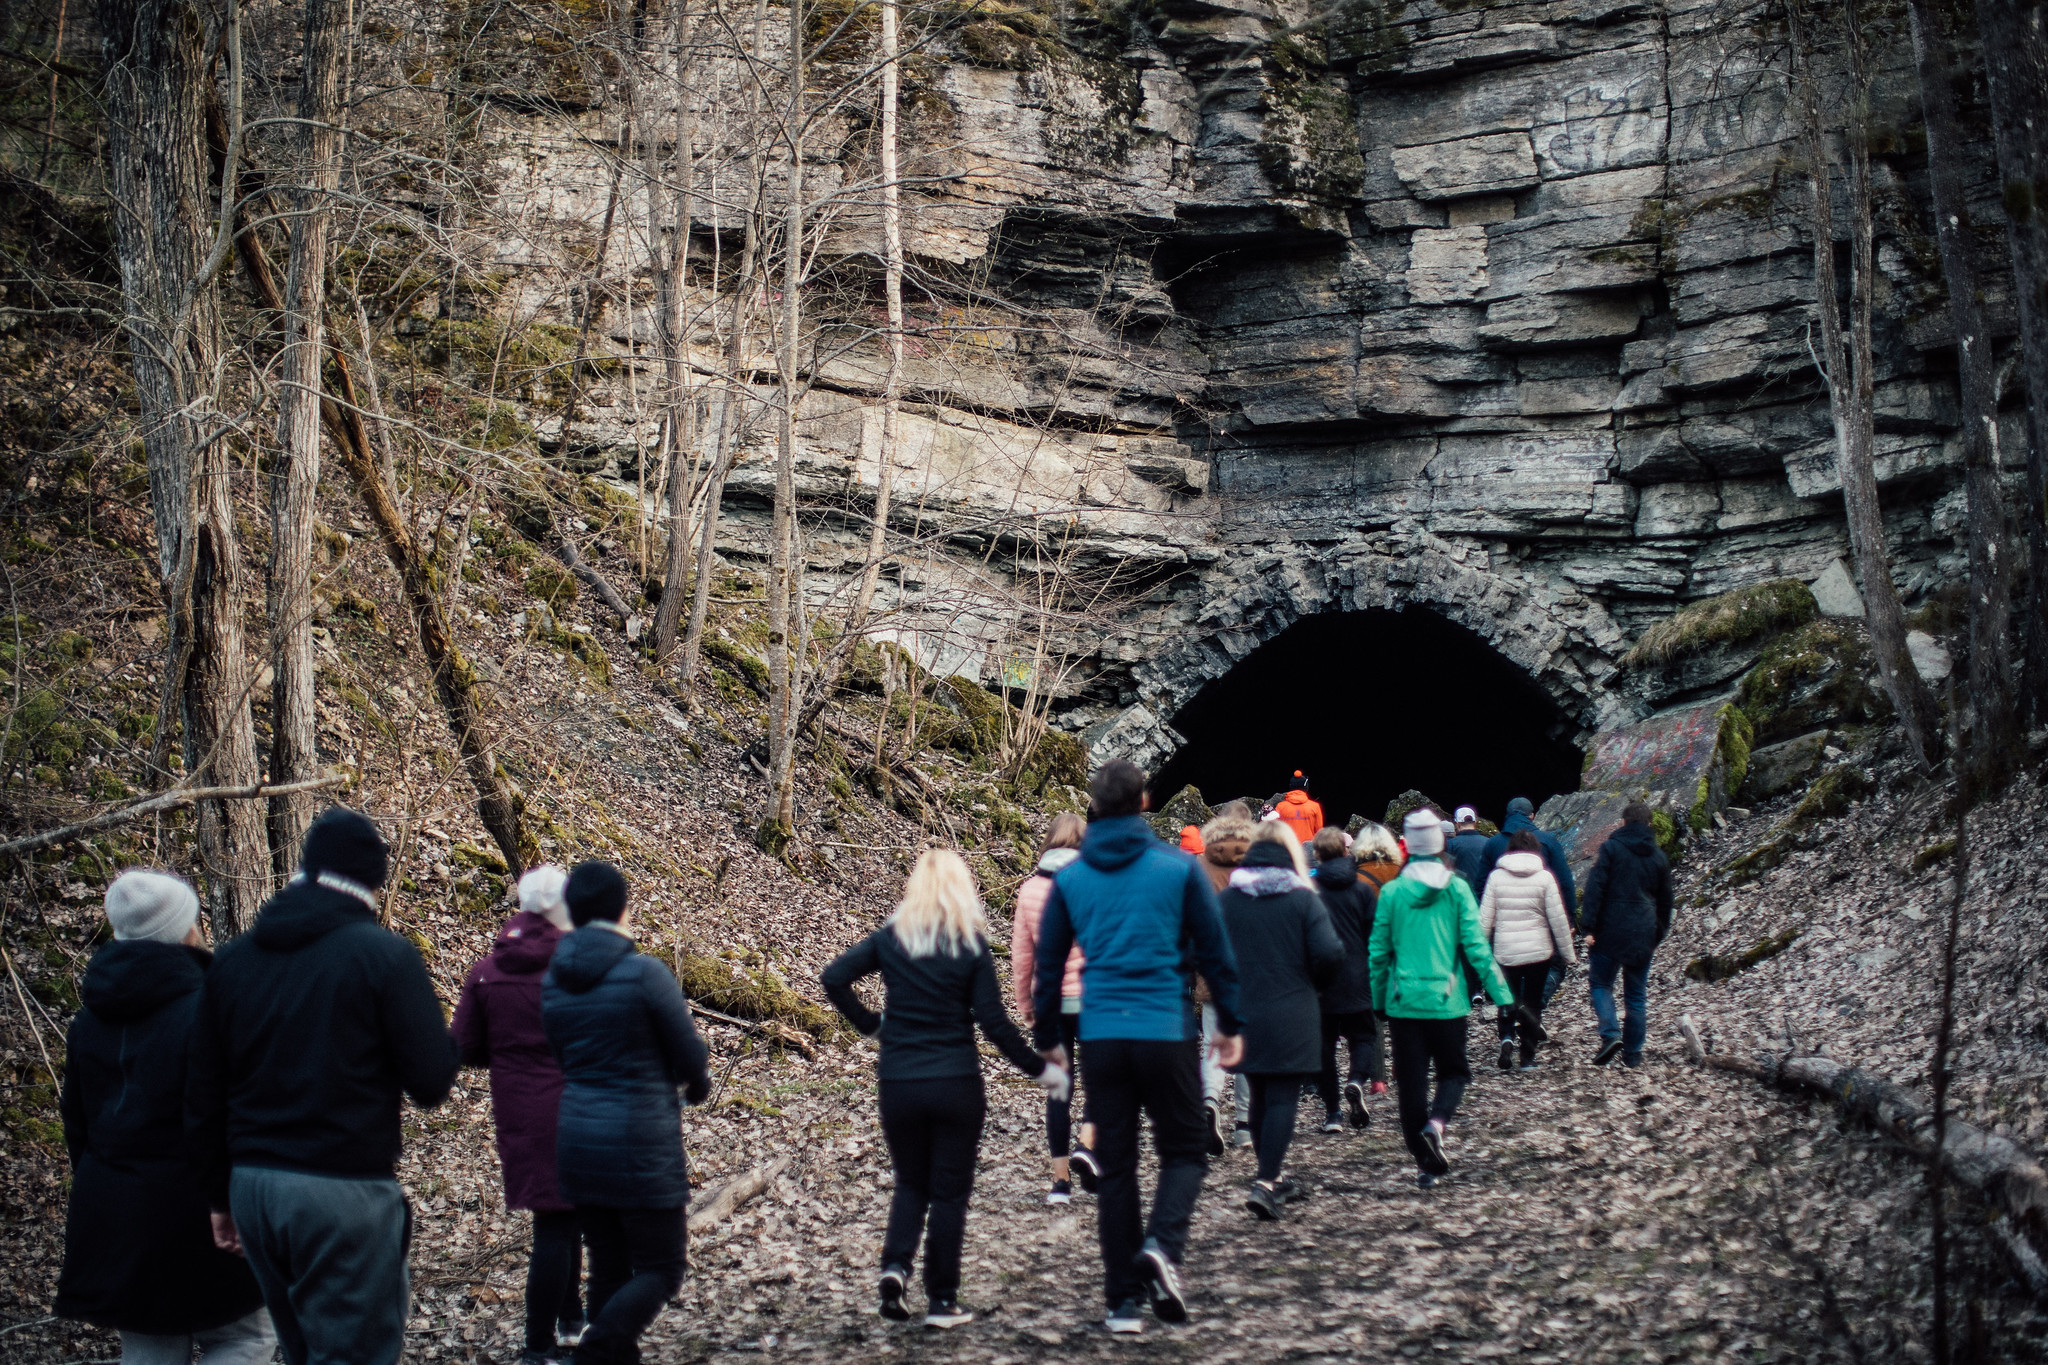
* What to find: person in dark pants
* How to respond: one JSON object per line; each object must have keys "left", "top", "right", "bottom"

{"left": 1477, "top": 830, "right": 1575, "bottom": 1070}
{"left": 543, "top": 861, "right": 711, "bottom": 1365}
{"left": 1368, "top": 810, "right": 1513, "bottom": 1188}
{"left": 187, "top": 807, "right": 456, "bottom": 1365}
{"left": 1219, "top": 826, "right": 1343, "bottom": 1219}
{"left": 823, "top": 849, "right": 1064, "bottom": 1328}
{"left": 1578, "top": 803, "right": 1675, "bottom": 1068}
{"left": 1030, "top": 760, "right": 1243, "bottom": 1335}
{"left": 1307, "top": 827, "right": 1381, "bottom": 1133}
{"left": 1009, "top": 813, "right": 1091, "bottom": 1203}
{"left": 58, "top": 871, "right": 274, "bottom": 1365}
{"left": 454, "top": 864, "right": 586, "bottom": 1363}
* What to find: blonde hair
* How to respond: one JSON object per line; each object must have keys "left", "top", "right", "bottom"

{"left": 1249, "top": 821, "right": 1311, "bottom": 879}
{"left": 1351, "top": 820, "right": 1401, "bottom": 864}
{"left": 890, "top": 849, "right": 990, "bottom": 958}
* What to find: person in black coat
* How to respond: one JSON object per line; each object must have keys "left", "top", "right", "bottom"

{"left": 187, "top": 807, "right": 454, "bottom": 1365}
{"left": 58, "top": 871, "right": 274, "bottom": 1365}
{"left": 543, "top": 860, "right": 711, "bottom": 1365}
{"left": 1577, "top": 804, "right": 1675, "bottom": 1068}
{"left": 1307, "top": 830, "right": 1381, "bottom": 1134}
{"left": 1217, "top": 828, "right": 1344, "bottom": 1220}
{"left": 822, "top": 849, "right": 1064, "bottom": 1329}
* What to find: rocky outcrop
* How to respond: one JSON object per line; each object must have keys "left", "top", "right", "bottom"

{"left": 440, "top": 0, "right": 2018, "bottom": 770}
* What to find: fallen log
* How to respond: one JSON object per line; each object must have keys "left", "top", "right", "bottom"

{"left": 689, "top": 1001, "right": 817, "bottom": 1060}
{"left": 0, "top": 772, "right": 347, "bottom": 859}
{"left": 555, "top": 528, "right": 634, "bottom": 631}
{"left": 1678, "top": 1013, "right": 2048, "bottom": 1291}
{"left": 686, "top": 1154, "right": 790, "bottom": 1236}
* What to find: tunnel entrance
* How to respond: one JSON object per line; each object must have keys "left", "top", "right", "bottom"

{"left": 1149, "top": 608, "right": 1585, "bottom": 829}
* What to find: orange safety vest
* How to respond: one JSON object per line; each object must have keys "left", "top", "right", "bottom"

{"left": 1275, "top": 790, "right": 1323, "bottom": 844}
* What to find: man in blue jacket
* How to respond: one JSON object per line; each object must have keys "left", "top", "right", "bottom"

{"left": 1032, "top": 760, "right": 1243, "bottom": 1335}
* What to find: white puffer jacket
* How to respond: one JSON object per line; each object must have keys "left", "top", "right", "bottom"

{"left": 1479, "top": 852, "right": 1576, "bottom": 968}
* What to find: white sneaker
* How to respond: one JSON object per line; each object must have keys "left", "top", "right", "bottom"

{"left": 1106, "top": 1298, "right": 1145, "bottom": 1334}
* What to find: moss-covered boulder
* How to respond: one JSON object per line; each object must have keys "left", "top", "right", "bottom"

{"left": 1383, "top": 790, "right": 1444, "bottom": 826}
{"left": 1619, "top": 579, "right": 1817, "bottom": 708}
{"left": 1735, "top": 619, "right": 1890, "bottom": 747}
{"left": 1148, "top": 784, "right": 1215, "bottom": 841}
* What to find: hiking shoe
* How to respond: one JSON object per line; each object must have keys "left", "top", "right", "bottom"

{"left": 924, "top": 1299, "right": 973, "bottom": 1330}
{"left": 1417, "top": 1123, "right": 1450, "bottom": 1176}
{"left": 1047, "top": 1179, "right": 1072, "bottom": 1206}
{"left": 556, "top": 1321, "right": 588, "bottom": 1350}
{"left": 1273, "top": 1178, "right": 1305, "bottom": 1204}
{"left": 1498, "top": 1038, "right": 1517, "bottom": 1071}
{"left": 1105, "top": 1299, "right": 1145, "bottom": 1334}
{"left": 1623, "top": 1053, "right": 1644, "bottom": 1069}
{"left": 1230, "top": 1123, "right": 1253, "bottom": 1149}
{"left": 1203, "top": 1101, "right": 1226, "bottom": 1157}
{"left": 1070, "top": 1145, "right": 1102, "bottom": 1193}
{"left": 1417, "top": 1172, "right": 1438, "bottom": 1190}
{"left": 1593, "top": 1039, "right": 1624, "bottom": 1067}
{"left": 1137, "top": 1238, "right": 1188, "bottom": 1323}
{"left": 1320, "top": 1110, "right": 1344, "bottom": 1133}
{"left": 878, "top": 1266, "right": 910, "bottom": 1321}
{"left": 1344, "top": 1080, "right": 1370, "bottom": 1129}
{"left": 1514, "top": 1005, "right": 1551, "bottom": 1044}
{"left": 1244, "top": 1180, "right": 1283, "bottom": 1221}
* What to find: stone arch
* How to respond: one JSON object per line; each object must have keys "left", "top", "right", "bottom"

{"left": 1084, "top": 533, "right": 1639, "bottom": 774}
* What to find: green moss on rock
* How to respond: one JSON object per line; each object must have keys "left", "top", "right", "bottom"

{"left": 1623, "top": 579, "right": 1817, "bottom": 670}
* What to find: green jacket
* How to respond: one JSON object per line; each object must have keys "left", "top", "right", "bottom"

{"left": 1368, "top": 858, "right": 1513, "bottom": 1019}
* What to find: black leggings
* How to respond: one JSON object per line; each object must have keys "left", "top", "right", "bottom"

{"left": 1388, "top": 1016, "right": 1472, "bottom": 1171}
{"left": 1046, "top": 1011, "right": 1082, "bottom": 1158}
{"left": 527, "top": 1209, "right": 585, "bottom": 1352}
{"left": 1315, "top": 1010, "right": 1383, "bottom": 1112}
{"left": 577, "top": 1205, "right": 685, "bottom": 1365}
{"left": 1245, "top": 1074, "right": 1307, "bottom": 1184}
{"left": 1496, "top": 963, "right": 1551, "bottom": 1046}
{"left": 880, "top": 1074, "right": 987, "bottom": 1298}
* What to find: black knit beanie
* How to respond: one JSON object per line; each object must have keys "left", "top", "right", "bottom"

{"left": 1241, "top": 839, "right": 1295, "bottom": 869}
{"left": 565, "top": 860, "right": 629, "bottom": 925}
{"left": 300, "top": 806, "right": 390, "bottom": 889}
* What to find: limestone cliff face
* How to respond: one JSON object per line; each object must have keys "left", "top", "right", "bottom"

{"left": 464, "top": 0, "right": 2015, "bottom": 765}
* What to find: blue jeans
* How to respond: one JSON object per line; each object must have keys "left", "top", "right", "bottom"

{"left": 1587, "top": 952, "right": 1648, "bottom": 1061}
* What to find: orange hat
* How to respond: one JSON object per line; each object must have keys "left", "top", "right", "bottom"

{"left": 1179, "top": 824, "right": 1205, "bottom": 855}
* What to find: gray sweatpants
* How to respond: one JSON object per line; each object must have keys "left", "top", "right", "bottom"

{"left": 231, "top": 1167, "right": 410, "bottom": 1365}
{"left": 119, "top": 1308, "right": 276, "bottom": 1365}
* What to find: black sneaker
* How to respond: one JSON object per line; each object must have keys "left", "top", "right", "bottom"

{"left": 1136, "top": 1238, "right": 1187, "bottom": 1323}
{"left": 1320, "top": 1110, "right": 1344, "bottom": 1133}
{"left": 1105, "top": 1298, "right": 1145, "bottom": 1334}
{"left": 878, "top": 1265, "right": 910, "bottom": 1321}
{"left": 924, "top": 1299, "right": 973, "bottom": 1329}
{"left": 1272, "top": 1177, "right": 1305, "bottom": 1204}
{"left": 1344, "top": 1080, "right": 1370, "bottom": 1129}
{"left": 555, "top": 1320, "right": 588, "bottom": 1352}
{"left": 1244, "top": 1180, "right": 1283, "bottom": 1220}
{"left": 1623, "top": 1053, "right": 1644, "bottom": 1069}
{"left": 1070, "top": 1145, "right": 1102, "bottom": 1193}
{"left": 1593, "top": 1039, "right": 1624, "bottom": 1067}
{"left": 1498, "top": 1038, "right": 1516, "bottom": 1071}
{"left": 1203, "top": 1101, "right": 1226, "bottom": 1157}
{"left": 1417, "top": 1171, "right": 1438, "bottom": 1190}
{"left": 1518, "top": 1048, "right": 1539, "bottom": 1071}
{"left": 1417, "top": 1123, "right": 1450, "bottom": 1176}
{"left": 1047, "top": 1179, "right": 1072, "bottom": 1206}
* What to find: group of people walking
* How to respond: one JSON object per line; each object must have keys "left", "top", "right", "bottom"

{"left": 52, "top": 766, "right": 1674, "bottom": 1361}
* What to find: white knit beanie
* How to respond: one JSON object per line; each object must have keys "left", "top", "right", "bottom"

{"left": 518, "top": 864, "right": 573, "bottom": 932}
{"left": 1403, "top": 810, "right": 1445, "bottom": 856}
{"left": 105, "top": 870, "right": 200, "bottom": 945}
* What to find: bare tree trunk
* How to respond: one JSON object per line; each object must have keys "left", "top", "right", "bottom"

{"left": 1792, "top": 0, "right": 1944, "bottom": 770}
{"left": 652, "top": 2, "right": 703, "bottom": 663}
{"left": 101, "top": 0, "right": 267, "bottom": 932}
{"left": 266, "top": 0, "right": 342, "bottom": 875}
{"left": 850, "top": 0, "right": 902, "bottom": 641}
{"left": 762, "top": 0, "right": 805, "bottom": 847}
{"left": 1910, "top": 0, "right": 2020, "bottom": 789}
{"left": 1975, "top": 0, "right": 2048, "bottom": 724}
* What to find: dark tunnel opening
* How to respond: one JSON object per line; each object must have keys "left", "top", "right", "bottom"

{"left": 1148, "top": 609, "right": 1586, "bottom": 830}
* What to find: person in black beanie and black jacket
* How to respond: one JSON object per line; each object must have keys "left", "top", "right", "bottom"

{"left": 822, "top": 849, "right": 1065, "bottom": 1329}
{"left": 543, "top": 860, "right": 711, "bottom": 1365}
{"left": 186, "top": 806, "right": 457, "bottom": 1365}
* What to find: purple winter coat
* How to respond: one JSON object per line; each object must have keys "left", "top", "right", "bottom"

{"left": 452, "top": 911, "right": 572, "bottom": 1211}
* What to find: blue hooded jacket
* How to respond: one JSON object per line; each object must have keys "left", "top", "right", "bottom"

{"left": 1479, "top": 809, "right": 1578, "bottom": 920}
{"left": 1029, "top": 814, "right": 1242, "bottom": 1047}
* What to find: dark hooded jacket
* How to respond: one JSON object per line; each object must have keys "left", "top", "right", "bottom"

{"left": 821, "top": 927, "right": 1045, "bottom": 1082}
{"left": 186, "top": 879, "right": 458, "bottom": 1208}
{"left": 1310, "top": 855, "right": 1377, "bottom": 1016}
{"left": 57, "top": 940, "right": 265, "bottom": 1334}
{"left": 542, "top": 925, "right": 709, "bottom": 1209}
{"left": 1444, "top": 830, "right": 1491, "bottom": 891}
{"left": 1578, "top": 822, "right": 1674, "bottom": 969}
{"left": 452, "top": 911, "right": 571, "bottom": 1211}
{"left": 1220, "top": 843, "right": 1345, "bottom": 1075}
{"left": 1027, "top": 813, "right": 1242, "bottom": 1049}
{"left": 1479, "top": 811, "right": 1578, "bottom": 919}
